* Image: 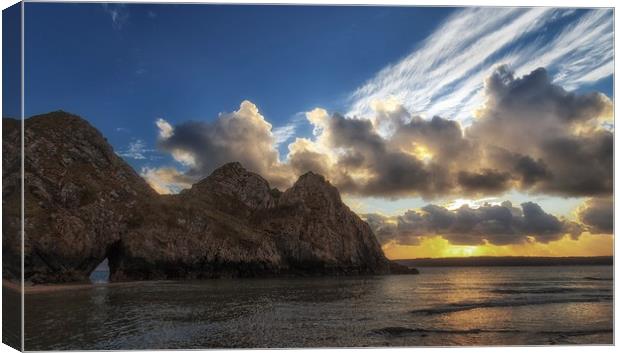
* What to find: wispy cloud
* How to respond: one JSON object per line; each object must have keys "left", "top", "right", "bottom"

{"left": 347, "top": 8, "right": 613, "bottom": 126}
{"left": 102, "top": 4, "right": 129, "bottom": 30}
{"left": 118, "top": 139, "right": 155, "bottom": 160}
{"left": 272, "top": 124, "right": 297, "bottom": 146}
{"left": 272, "top": 113, "right": 306, "bottom": 146}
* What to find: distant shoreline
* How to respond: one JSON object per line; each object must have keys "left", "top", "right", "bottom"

{"left": 394, "top": 256, "right": 613, "bottom": 267}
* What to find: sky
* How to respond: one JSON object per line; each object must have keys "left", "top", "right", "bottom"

{"left": 19, "top": 3, "right": 613, "bottom": 259}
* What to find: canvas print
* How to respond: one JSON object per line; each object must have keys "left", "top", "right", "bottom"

{"left": 1, "top": 2, "right": 614, "bottom": 350}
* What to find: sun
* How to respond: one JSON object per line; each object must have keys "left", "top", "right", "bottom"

{"left": 445, "top": 245, "right": 478, "bottom": 257}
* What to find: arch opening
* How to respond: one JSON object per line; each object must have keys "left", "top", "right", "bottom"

{"left": 89, "top": 258, "right": 110, "bottom": 284}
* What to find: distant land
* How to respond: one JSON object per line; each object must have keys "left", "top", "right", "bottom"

{"left": 394, "top": 256, "right": 613, "bottom": 267}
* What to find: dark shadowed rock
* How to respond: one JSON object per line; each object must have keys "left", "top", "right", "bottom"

{"left": 3, "top": 111, "right": 398, "bottom": 283}
{"left": 389, "top": 262, "right": 420, "bottom": 275}
{"left": 263, "top": 171, "right": 391, "bottom": 275}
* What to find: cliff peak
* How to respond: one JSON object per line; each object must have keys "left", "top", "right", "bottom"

{"left": 297, "top": 170, "right": 326, "bottom": 181}
{"left": 190, "top": 162, "right": 276, "bottom": 209}
{"left": 289, "top": 170, "right": 338, "bottom": 196}
{"left": 214, "top": 161, "right": 245, "bottom": 173}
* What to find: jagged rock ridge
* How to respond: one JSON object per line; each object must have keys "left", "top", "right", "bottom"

{"left": 3, "top": 111, "right": 415, "bottom": 283}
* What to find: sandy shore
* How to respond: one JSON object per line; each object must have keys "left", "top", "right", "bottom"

{"left": 2, "top": 279, "right": 174, "bottom": 294}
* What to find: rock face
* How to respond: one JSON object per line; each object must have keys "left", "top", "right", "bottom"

{"left": 4, "top": 112, "right": 157, "bottom": 283}
{"left": 3, "top": 111, "right": 398, "bottom": 284}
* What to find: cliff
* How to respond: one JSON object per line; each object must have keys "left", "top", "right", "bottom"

{"left": 3, "top": 111, "right": 414, "bottom": 284}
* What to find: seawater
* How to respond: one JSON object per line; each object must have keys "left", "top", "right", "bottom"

{"left": 23, "top": 266, "right": 613, "bottom": 349}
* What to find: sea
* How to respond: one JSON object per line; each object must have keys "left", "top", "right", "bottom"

{"left": 19, "top": 266, "right": 613, "bottom": 349}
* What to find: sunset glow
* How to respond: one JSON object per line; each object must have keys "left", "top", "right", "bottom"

{"left": 382, "top": 233, "right": 613, "bottom": 260}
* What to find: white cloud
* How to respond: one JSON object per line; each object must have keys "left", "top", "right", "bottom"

{"left": 156, "top": 118, "right": 174, "bottom": 139}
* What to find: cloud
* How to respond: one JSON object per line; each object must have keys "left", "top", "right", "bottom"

{"left": 362, "top": 200, "right": 583, "bottom": 246}
{"left": 155, "top": 101, "right": 295, "bottom": 189}
{"left": 289, "top": 110, "right": 439, "bottom": 198}
{"left": 140, "top": 167, "right": 193, "bottom": 194}
{"left": 148, "top": 66, "right": 611, "bottom": 202}
{"left": 272, "top": 112, "right": 308, "bottom": 147}
{"left": 347, "top": 8, "right": 612, "bottom": 125}
{"left": 469, "top": 66, "right": 613, "bottom": 197}
{"left": 118, "top": 139, "right": 153, "bottom": 160}
{"left": 578, "top": 197, "right": 613, "bottom": 234}
{"left": 156, "top": 118, "right": 174, "bottom": 139}
{"left": 102, "top": 4, "right": 129, "bottom": 30}
{"left": 456, "top": 169, "right": 511, "bottom": 194}
{"left": 272, "top": 124, "right": 296, "bottom": 146}
{"left": 287, "top": 66, "right": 611, "bottom": 198}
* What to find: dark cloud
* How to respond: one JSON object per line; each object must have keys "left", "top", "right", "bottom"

{"left": 468, "top": 65, "right": 613, "bottom": 197}
{"left": 578, "top": 197, "right": 613, "bottom": 234}
{"left": 347, "top": 152, "right": 432, "bottom": 197}
{"left": 457, "top": 169, "right": 512, "bottom": 194}
{"left": 328, "top": 114, "right": 386, "bottom": 155}
{"left": 363, "top": 200, "right": 582, "bottom": 246}
{"left": 288, "top": 145, "right": 331, "bottom": 177}
{"left": 513, "top": 155, "right": 551, "bottom": 187}
{"left": 311, "top": 112, "right": 440, "bottom": 197}
{"left": 484, "top": 66, "right": 611, "bottom": 124}
{"left": 538, "top": 131, "right": 613, "bottom": 196}
{"left": 154, "top": 101, "right": 294, "bottom": 190}
{"left": 391, "top": 115, "right": 478, "bottom": 166}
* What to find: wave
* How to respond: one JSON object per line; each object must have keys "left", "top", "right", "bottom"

{"left": 490, "top": 288, "right": 577, "bottom": 294}
{"left": 541, "top": 329, "right": 613, "bottom": 337}
{"left": 581, "top": 294, "right": 613, "bottom": 299}
{"left": 369, "top": 327, "right": 519, "bottom": 336}
{"left": 411, "top": 297, "right": 610, "bottom": 315}
{"left": 583, "top": 277, "right": 613, "bottom": 281}
{"left": 369, "top": 327, "right": 612, "bottom": 338}
{"left": 490, "top": 287, "right": 612, "bottom": 294}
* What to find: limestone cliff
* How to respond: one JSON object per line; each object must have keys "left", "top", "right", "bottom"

{"left": 3, "top": 111, "right": 415, "bottom": 284}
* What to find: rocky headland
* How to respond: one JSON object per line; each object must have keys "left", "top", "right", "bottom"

{"left": 3, "top": 111, "right": 417, "bottom": 284}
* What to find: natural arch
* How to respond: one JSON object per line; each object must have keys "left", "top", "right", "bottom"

{"left": 89, "top": 258, "right": 109, "bottom": 284}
